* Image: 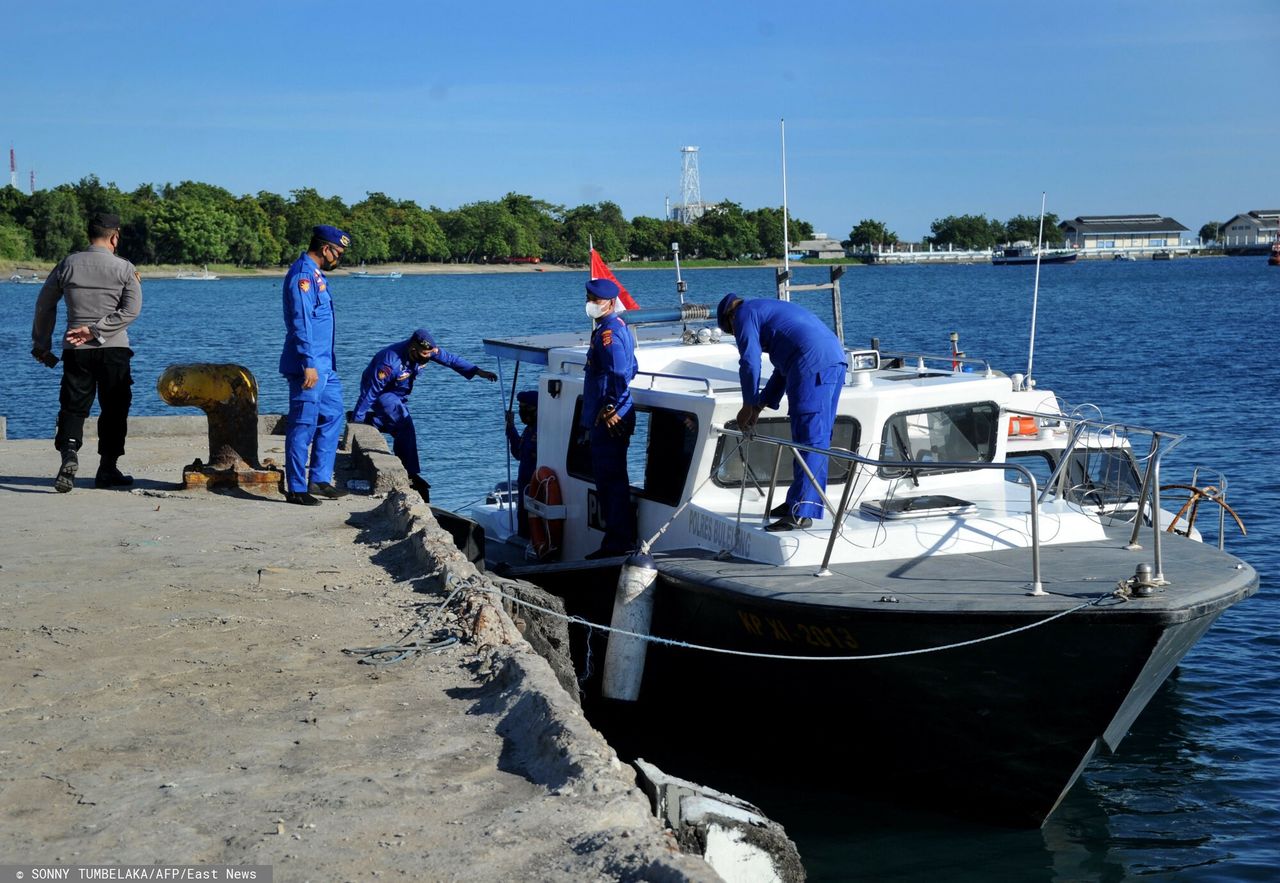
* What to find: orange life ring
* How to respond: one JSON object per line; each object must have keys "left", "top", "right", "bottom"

{"left": 526, "top": 465, "right": 564, "bottom": 560}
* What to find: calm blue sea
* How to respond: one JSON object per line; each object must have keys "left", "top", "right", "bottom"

{"left": 2, "top": 258, "right": 1276, "bottom": 880}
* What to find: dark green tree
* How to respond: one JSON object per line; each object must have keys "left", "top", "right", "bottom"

{"left": 0, "top": 218, "right": 33, "bottom": 260}
{"left": 848, "top": 218, "right": 899, "bottom": 249}
{"left": 1004, "top": 213, "right": 1064, "bottom": 246}
{"left": 28, "top": 187, "right": 87, "bottom": 259}
{"left": 693, "top": 201, "right": 758, "bottom": 260}
{"left": 927, "top": 214, "right": 1005, "bottom": 250}
{"left": 1199, "top": 221, "right": 1222, "bottom": 243}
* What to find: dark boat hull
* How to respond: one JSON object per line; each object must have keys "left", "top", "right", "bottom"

{"left": 992, "top": 253, "right": 1079, "bottom": 265}
{"left": 503, "top": 532, "right": 1256, "bottom": 827}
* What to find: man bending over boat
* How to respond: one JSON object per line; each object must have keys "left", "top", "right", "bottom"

{"left": 583, "top": 278, "right": 638, "bottom": 558}
{"left": 351, "top": 328, "right": 496, "bottom": 501}
{"left": 716, "top": 294, "right": 847, "bottom": 532}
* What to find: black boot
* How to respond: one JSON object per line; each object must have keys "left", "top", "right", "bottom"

{"left": 55, "top": 447, "right": 78, "bottom": 494}
{"left": 308, "top": 481, "right": 349, "bottom": 499}
{"left": 409, "top": 474, "right": 431, "bottom": 502}
{"left": 95, "top": 457, "right": 134, "bottom": 489}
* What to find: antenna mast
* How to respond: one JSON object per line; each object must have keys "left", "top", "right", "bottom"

{"left": 29, "top": 169, "right": 36, "bottom": 195}
{"left": 8, "top": 147, "right": 15, "bottom": 189}
{"left": 1026, "top": 192, "right": 1047, "bottom": 384}
{"left": 779, "top": 119, "right": 791, "bottom": 301}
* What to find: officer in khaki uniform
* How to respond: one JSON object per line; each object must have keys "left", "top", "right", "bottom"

{"left": 31, "top": 212, "right": 143, "bottom": 493}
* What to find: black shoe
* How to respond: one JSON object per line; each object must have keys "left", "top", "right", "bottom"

{"left": 308, "top": 481, "right": 349, "bottom": 499}
{"left": 94, "top": 465, "right": 134, "bottom": 488}
{"left": 54, "top": 449, "right": 78, "bottom": 493}
{"left": 769, "top": 502, "right": 791, "bottom": 517}
{"left": 765, "top": 516, "right": 813, "bottom": 532}
{"left": 285, "top": 491, "right": 322, "bottom": 506}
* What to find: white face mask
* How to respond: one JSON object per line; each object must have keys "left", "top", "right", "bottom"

{"left": 585, "top": 301, "right": 610, "bottom": 320}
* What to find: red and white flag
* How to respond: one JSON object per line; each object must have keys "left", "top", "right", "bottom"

{"left": 590, "top": 248, "right": 639, "bottom": 311}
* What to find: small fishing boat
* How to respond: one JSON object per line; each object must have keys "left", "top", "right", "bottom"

{"left": 350, "top": 263, "right": 402, "bottom": 280}
{"left": 1152, "top": 250, "right": 1173, "bottom": 261}
{"left": 991, "top": 242, "right": 1078, "bottom": 265}
{"left": 1268, "top": 239, "right": 1280, "bottom": 266}
{"left": 463, "top": 272, "right": 1255, "bottom": 827}
{"left": 1113, "top": 252, "right": 1136, "bottom": 261}
{"left": 175, "top": 266, "right": 219, "bottom": 281}
{"left": 8, "top": 267, "right": 44, "bottom": 284}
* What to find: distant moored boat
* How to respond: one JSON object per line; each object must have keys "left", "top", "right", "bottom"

{"left": 175, "top": 265, "right": 219, "bottom": 280}
{"left": 991, "top": 243, "right": 1078, "bottom": 265}
{"left": 8, "top": 267, "right": 45, "bottom": 284}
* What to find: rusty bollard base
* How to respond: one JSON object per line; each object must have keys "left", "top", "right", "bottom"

{"left": 181, "top": 457, "right": 284, "bottom": 493}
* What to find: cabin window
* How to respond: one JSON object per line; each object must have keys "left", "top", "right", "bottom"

{"left": 1008, "top": 447, "right": 1143, "bottom": 507}
{"left": 711, "top": 416, "right": 861, "bottom": 489}
{"left": 1008, "top": 451, "right": 1056, "bottom": 490}
{"left": 565, "top": 398, "right": 699, "bottom": 506}
{"left": 878, "top": 401, "right": 999, "bottom": 478}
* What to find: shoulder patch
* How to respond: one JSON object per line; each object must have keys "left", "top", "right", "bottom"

{"left": 376, "top": 367, "right": 390, "bottom": 381}
{"left": 298, "top": 277, "right": 311, "bottom": 293}
{"left": 601, "top": 329, "right": 613, "bottom": 347}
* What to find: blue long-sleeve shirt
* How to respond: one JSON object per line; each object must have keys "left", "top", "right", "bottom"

{"left": 581, "top": 313, "right": 636, "bottom": 427}
{"left": 731, "top": 299, "right": 845, "bottom": 409}
{"left": 352, "top": 337, "right": 481, "bottom": 422}
{"left": 279, "top": 253, "right": 336, "bottom": 376}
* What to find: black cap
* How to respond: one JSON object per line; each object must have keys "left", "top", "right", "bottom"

{"left": 92, "top": 212, "right": 121, "bottom": 230}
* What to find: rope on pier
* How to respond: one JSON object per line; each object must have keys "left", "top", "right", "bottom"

{"left": 342, "top": 576, "right": 468, "bottom": 665}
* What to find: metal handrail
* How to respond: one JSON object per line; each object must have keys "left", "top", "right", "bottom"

{"left": 1009, "top": 409, "right": 1185, "bottom": 581}
{"left": 713, "top": 426, "right": 1044, "bottom": 593}
{"left": 558, "top": 360, "right": 716, "bottom": 394}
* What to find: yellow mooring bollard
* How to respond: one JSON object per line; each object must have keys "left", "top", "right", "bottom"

{"left": 157, "top": 363, "right": 283, "bottom": 491}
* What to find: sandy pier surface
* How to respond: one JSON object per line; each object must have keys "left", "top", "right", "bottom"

{"left": 0, "top": 423, "right": 716, "bottom": 881}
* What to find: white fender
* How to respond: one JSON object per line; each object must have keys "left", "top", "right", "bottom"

{"left": 602, "top": 553, "right": 658, "bottom": 701}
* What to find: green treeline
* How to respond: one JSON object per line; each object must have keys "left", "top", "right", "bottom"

{"left": 848, "top": 214, "right": 1066, "bottom": 250}
{"left": 0, "top": 176, "right": 816, "bottom": 267}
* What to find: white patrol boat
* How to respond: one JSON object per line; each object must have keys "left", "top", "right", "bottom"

{"left": 467, "top": 294, "right": 1255, "bottom": 827}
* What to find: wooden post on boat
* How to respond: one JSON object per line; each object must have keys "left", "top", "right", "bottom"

{"left": 778, "top": 265, "right": 846, "bottom": 345}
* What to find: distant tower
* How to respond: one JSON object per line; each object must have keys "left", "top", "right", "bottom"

{"left": 676, "top": 146, "right": 704, "bottom": 225}
{"left": 30, "top": 169, "right": 35, "bottom": 195}
{"left": 8, "top": 147, "right": 15, "bottom": 189}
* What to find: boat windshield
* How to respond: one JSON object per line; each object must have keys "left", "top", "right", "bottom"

{"left": 712, "top": 417, "right": 861, "bottom": 489}
{"left": 878, "top": 401, "right": 999, "bottom": 478}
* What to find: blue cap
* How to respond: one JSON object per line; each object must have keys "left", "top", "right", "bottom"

{"left": 516, "top": 390, "right": 538, "bottom": 407}
{"left": 313, "top": 225, "right": 351, "bottom": 248}
{"left": 716, "top": 293, "right": 741, "bottom": 334}
{"left": 411, "top": 328, "right": 436, "bottom": 348}
{"left": 586, "top": 278, "right": 620, "bottom": 300}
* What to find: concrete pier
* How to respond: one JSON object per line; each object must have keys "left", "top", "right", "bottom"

{"left": 0, "top": 420, "right": 718, "bottom": 881}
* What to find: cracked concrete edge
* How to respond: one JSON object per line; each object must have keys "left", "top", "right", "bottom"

{"left": 349, "top": 420, "right": 720, "bottom": 881}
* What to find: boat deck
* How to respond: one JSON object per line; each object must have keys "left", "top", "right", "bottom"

{"left": 654, "top": 526, "right": 1256, "bottom": 623}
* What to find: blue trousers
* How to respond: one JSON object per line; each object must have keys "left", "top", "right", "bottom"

{"left": 366, "top": 393, "right": 421, "bottom": 477}
{"left": 782, "top": 365, "right": 845, "bottom": 520}
{"left": 590, "top": 412, "right": 637, "bottom": 552}
{"left": 285, "top": 370, "right": 344, "bottom": 493}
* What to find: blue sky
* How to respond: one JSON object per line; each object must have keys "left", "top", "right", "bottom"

{"left": 3, "top": 0, "right": 1277, "bottom": 241}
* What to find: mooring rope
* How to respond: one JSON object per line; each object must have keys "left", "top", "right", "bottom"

{"left": 480, "top": 582, "right": 1124, "bottom": 662}
{"left": 342, "top": 576, "right": 466, "bottom": 665}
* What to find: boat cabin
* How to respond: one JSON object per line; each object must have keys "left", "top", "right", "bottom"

{"left": 473, "top": 315, "right": 1144, "bottom": 574}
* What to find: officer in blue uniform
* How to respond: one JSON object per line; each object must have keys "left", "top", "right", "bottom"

{"left": 352, "top": 328, "right": 497, "bottom": 501}
{"left": 717, "top": 294, "right": 847, "bottom": 531}
{"left": 280, "top": 225, "right": 351, "bottom": 505}
{"left": 504, "top": 389, "right": 539, "bottom": 538}
{"left": 582, "top": 278, "right": 638, "bottom": 558}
